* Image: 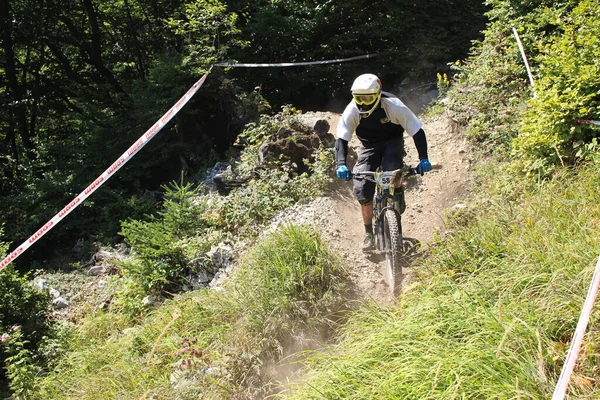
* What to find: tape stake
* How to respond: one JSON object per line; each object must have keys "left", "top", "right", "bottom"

{"left": 215, "top": 53, "right": 378, "bottom": 68}
{"left": 0, "top": 69, "right": 212, "bottom": 272}
{"left": 512, "top": 27, "right": 535, "bottom": 90}
{"left": 552, "top": 257, "right": 600, "bottom": 400}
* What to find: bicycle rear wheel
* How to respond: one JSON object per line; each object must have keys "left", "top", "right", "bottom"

{"left": 382, "top": 209, "right": 403, "bottom": 295}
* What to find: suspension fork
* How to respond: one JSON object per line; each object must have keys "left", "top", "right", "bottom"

{"left": 374, "top": 192, "right": 396, "bottom": 251}
{"left": 375, "top": 191, "right": 398, "bottom": 220}
{"left": 374, "top": 194, "right": 384, "bottom": 251}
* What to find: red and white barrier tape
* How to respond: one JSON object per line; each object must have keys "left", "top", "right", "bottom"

{"left": 214, "top": 53, "right": 378, "bottom": 67}
{"left": 0, "top": 68, "right": 212, "bottom": 271}
{"left": 574, "top": 119, "right": 600, "bottom": 126}
{"left": 1, "top": 52, "right": 377, "bottom": 270}
{"left": 552, "top": 257, "right": 600, "bottom": 399}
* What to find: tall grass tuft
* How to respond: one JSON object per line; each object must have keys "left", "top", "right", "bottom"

{"left": 283, "top": 161, "right": 600, "bottom": 399}
{"left": 233, "top": 225, "right": 343, "bottom": 339}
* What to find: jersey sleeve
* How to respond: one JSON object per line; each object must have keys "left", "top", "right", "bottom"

{"left": 336, "top": 102, "right": 360, "bottom": 141}
{"left": 383, "top": 96, "right": 423, "bottom": 136}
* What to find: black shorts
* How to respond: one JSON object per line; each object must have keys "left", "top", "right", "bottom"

{"left": 352, "top": 136, "right": 404, "bottom": 204}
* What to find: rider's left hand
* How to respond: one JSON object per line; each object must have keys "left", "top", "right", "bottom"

{"left": 416, "top": 159, "right": 432, "bottom": 175}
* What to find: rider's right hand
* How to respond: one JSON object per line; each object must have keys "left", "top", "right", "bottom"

{"left": 416, "top": 159, "right": 432, "bottom": 175}
{"left": 336, "top": 165, "right": 351, "bottom": 180}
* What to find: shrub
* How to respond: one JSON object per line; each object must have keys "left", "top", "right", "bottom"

{"left": 0, "top": 226, "right": 52, "bottom": 396}
{"left": 210, "top": 106, "right": 334, "bottom": 235}
{"left": 444, "top": 0, "right": 585, "bottom": 158}
{"left": 514, "top": 0, "right": 600, "bottom": 175}
{"left": 118, "top": 107, "right": 335, "bottom": 298}
{"left": 444, "top": 26, "right": 529, "bottom": 153}
{"left": 233, "top": 224, "right": 343, "bottom": 337}
{"left": 119, "top": 177, "right": 212, "bottom": 295}
{"left": 0, "top": 269, "right": 50, "bottom": 348}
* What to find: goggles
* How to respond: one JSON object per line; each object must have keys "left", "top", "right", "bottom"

{"left": 352, "top": 93, "right": 379, "bottom": 105}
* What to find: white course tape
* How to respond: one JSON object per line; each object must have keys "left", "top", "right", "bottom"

{"left": 0, "top": 68, "right": 212, "bottom": 271}
{"left": 552, "top": 257, "right": 600, "bottom": 399}
{"left": 215, "top": 53, "right": 378, "bottom": 67}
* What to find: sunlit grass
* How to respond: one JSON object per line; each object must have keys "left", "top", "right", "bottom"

{"left": 24, "top": 159, "right": 600, "bottom": 399}
{"left": 283, "top": 161, "right": 600, "bottom": 399}
{"left": 29, "top": 225, "right": 346, "bottom": 399}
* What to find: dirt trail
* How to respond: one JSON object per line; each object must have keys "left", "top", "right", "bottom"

{"left": 296, "top": 111, "right": 476, "bottom": 304}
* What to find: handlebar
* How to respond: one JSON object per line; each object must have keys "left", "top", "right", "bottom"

{"left": 351, "top": 167, "right": 419, "bottom": 178}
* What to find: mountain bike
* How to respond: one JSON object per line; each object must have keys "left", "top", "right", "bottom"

{"left": 352, "top": 167, "right": 418, "bottom": 295}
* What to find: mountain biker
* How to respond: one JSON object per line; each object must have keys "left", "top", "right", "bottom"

{"left": 335, "top": 73, "right": 431, "bottom": 250}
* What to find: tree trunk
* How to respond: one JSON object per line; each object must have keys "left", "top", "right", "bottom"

{"left": 81, "top": 0, "right": 125, "bottom": 93}
{"left": 0, "top": 0, "right": 36, "bottom": 160}
{"left": 123, "top": 0, "right": 147, "bottom": 80}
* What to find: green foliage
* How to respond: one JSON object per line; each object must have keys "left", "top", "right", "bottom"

{"left": 445, "top": 0, "right": 598, "bottom": 175}
{"left": 6, "top": 1, "right": 600, "bottom": 398}
{"left": 234, "top": 105, "right": 302, "bottom": 175}
{"left": 120, "top": 178, "right": 212, "bottom": 294}
{"left": 0, "top": 268, "right": 51, "bottom": 338}
{"left": 444, "top": 23, "right": 531, "bottom": 152}
{"left": 1, "top": 327, "right": 37, "bottom": 397}
{"left": 201, "top": 106, "right": 334, "bottom": 236}
{"left": 233, "top": 225, "right": 343, "bottom": 338}
{"left": 0, "top": 227, "right": 51, "bottom": 395}
{"left": 0, "top": 0, "right": 489, "bottom": 270}
{"left": 25, "top": 225, "right": 345, "bottom": 399}
{"left": 0, "top": 0, "right": 252, "bottom": 266}
{"left": 514, "top": 0, "right": 600, "bottom": 175}
{"left": 166, "top": 0, "right": 248, "bottom": 72}
{"left": 212, "top": 151, "right": 334, "bottom": 236}
{"left": 0, "top": 268, "right": 50, "bottom": 346}
{"left": 225, "top": 0, "right": 488, "bottom": 110}
{"left": 0, "top": 228, "right": 7, "bottom": 257}
{"left": 285, "top": 161, "right": 600, "bottom": 399}
{"left": 118, "top": 106, "right": 334, "bottom": 299}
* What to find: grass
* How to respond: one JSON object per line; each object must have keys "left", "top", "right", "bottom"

{"left": 27, "top": 225, "right": 346, "bottom": 399}
{"left": 282, "top": 160, "right": 600, "bottom": 399}
{"left": 15, "top": 150, "right": 600, "bottom": 399}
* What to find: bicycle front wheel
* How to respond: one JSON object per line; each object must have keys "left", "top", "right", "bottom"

{"left": 382, "top": 209, "right": 403, "bottom": 295}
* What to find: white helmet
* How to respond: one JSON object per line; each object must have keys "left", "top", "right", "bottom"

{"left": 351, "top": 73, "right": 382, "bottom": 117}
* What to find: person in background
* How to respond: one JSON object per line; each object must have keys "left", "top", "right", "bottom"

{"left": 335, "top": 73, "right": 431, "bottom": 250}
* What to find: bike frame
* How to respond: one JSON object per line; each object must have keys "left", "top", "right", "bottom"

{"left": 355, "top": 168, "right": 415, "bottom": 250}
{"left": 377, "top": 170, "right": 404, "bottom": 248}
{"left": 352, "top": 167, "right": 418, "bottom": 295}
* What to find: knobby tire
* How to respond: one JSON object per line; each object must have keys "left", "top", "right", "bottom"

{"left": 383, "top": 209, "right": 403, "bottom": 295}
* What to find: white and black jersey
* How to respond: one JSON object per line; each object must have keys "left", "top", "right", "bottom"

{"left": 336, "top": 92, "right": 423, "bottom": 146}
